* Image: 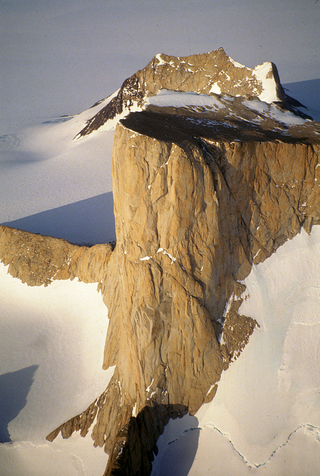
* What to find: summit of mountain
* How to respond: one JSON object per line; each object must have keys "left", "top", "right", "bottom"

{"left": 75, "top": 48, "right": 313, "bottom": 139}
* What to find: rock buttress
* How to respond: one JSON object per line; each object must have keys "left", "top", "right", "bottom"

{"left": 96, "top": 125, "right": 319, "bottom": 475}
{"left": 12, "top": 118, "right": 319, "bottom": 475}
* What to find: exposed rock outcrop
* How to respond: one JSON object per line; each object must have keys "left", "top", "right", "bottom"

{"left": 77, "top": 48, "right": 309, "bottom": 138}
{"left": 48, "top": 118, "right": 319, "bottom": 475}
{"left": 0, "top": 225, "right": 113, "bottom": 287}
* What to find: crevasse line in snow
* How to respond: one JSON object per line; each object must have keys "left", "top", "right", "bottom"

{"left": 189, "top": 423, "right": 320, "bottom": 469}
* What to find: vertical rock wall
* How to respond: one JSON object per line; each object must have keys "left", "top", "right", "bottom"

{"left": 96, "top": 126, "right": 319, "bottom": 474}
{"left": 3, "top": 119, "right": 319, "bottom": 476}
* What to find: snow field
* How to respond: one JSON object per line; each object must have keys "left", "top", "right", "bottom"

{"left": 0, "top": 433, "right": 108, "bottom": 476}
{"left": 147, "top": 89, "right": 225, "bottom": 109}
{"left": 253, "top": 62, "right": 279, "bottom": 104}
{"left": 243, "top": 99, "right": 307, "bottom": 125}
{"left": 147, "top": 89, "right": 309, "bottom": 128}
{"left": 0, "top": 263, "right": 114, "bottom": 474}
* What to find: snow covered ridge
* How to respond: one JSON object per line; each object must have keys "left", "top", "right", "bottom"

{"left": 122, "top": 89, "right": 320, "bottom": 144}
{"left": 74, "top": 48, "right": 312, "bottom": 138}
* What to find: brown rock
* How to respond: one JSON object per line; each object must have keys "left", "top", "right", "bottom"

{"left": 0, "top": 225, "right": 113, "bottom": 286}
{"left": 77, "top": 48, "right": 293, "bottom": 138}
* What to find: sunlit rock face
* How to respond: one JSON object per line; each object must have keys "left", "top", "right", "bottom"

{"left": 1, "top": 50, "right": 320, "bottom": 476}
{"left": 0, "top": 225, "right": 113, "bottom": 287}
{"left": 77, "top": 48, "right": 310, "bottom": 138}
{"left": 50, "top": 125, "right": 319, "bottom": 475}
{"left": 93, "top": 121, "right": 319, "bottom": 471}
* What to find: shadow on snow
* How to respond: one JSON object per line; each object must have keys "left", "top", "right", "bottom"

{"left": 1, "top": 192, "right": 116, "bottom": 246}
{"left": 0, "top": 365, "right": 38, "bottom": 443}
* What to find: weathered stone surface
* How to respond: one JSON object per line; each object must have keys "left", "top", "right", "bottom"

{"left": 78, "top": 48, "right": 307, "bottom": 138}
{"left": 0, "top": 225, "right": 113, "bottom": 286}
{"left": 92, "top": 122, "right": 319, "bottom": 475}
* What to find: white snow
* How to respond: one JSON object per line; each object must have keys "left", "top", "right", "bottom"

{"left": 147, "top": 89, "right": 224, "bottom": 110}
{"left": 242, "top": 99, "right": 269, "bottom": 115}
{"left": 140, "top": 256, "right": 151, "bottom": 261}
{"left": 0, "top": 96, "right": 117, "bottom": 245}
{"left": 156, "top": 247, "right": 176, "bottom": 264}
{"left": 205, "top": 384, "right": 217, "bottom": 397}
{"left": 154, "top": 54, "right": 176, "bottom": 68}
{"left": 147, "top": 89, "right": 308, "bottom": 128}
{"left": 0, "top": 263, "right": 113, "bottom": 474}
{"left": 146, "top": 378, "right": 154, "bottom": 393}
{"left": 0, "top": 433, "right": 108, "bottom": 476}
{"left": 132, "top": 403, "right": 138, "bottom": 418}
{"left": 268, "top": 104, "right": 307, "bottom": 125}
{"left": 155, "top": 53, "right": 168, "bottom": 66}
{"left": 243, "top": 98, "right": 307, "bottom": 126}
{"left": 209, "top": 83, "right": 221, "bottom": 94}
{"left": 229, "top": 57, "right": 246, "bottom": 69}
{"left": 253, "top": 62, "right": 279, "bottom": 103}
{"left": 151, "top": 225, "right": 320, "bottom": 475}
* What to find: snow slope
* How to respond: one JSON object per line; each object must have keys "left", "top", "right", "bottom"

{"left": 283, "top": 78, "right": 320, "bottom": 123}
{"left": 147, "top": 89, "right": 309, "bottom": 126}
{"left": 0, "top": 96, "right": 116, "bottom": 245}
{"left": 0, "top": 263, "right": 113, "bottom": 475}
{"left": 151, "top": 226, "right": 320, "bottom": 475}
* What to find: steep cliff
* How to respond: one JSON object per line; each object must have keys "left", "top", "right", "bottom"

{"left": 48, "top": 111, "right": 319, "bottom": 475}
{"left": 1, "top": 51, "right": 320, "bottom": 476}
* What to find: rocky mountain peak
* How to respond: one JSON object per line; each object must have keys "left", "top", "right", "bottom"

{"left": 76, "top": 48, "right": 307, "bottom": 138}
{"left": 43, "top": 54, "right": 320, "bottom": 475}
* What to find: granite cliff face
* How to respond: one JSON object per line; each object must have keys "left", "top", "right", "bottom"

{"left": 1, "top": 50, "right": 320, "bottom": 476}
{"left": 84, "top": 124, "right": 320, "bottom": 476}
